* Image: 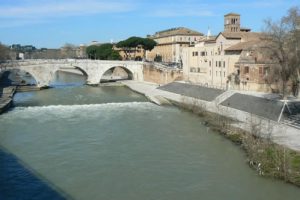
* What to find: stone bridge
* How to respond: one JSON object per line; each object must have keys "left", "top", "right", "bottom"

{"left": 0, "top": 59, "right": 144, "bottom": 87}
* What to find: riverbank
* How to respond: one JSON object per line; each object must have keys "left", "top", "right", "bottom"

{"left": 0, "top": 85, "right": 45, "bottom": 114}
{"left": 122, "top": 80, "right": 300, "bottom": 186}
{"left": 0, "top": 86, "right": 16, "bottom": 114}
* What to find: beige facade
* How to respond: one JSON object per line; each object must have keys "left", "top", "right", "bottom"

{"left": 182, "top": 13, "right": 264, "bottom": 91}
{"left": 182, "top": 34, "right": 241, "bottom": 88}
{"left": 231, "top": 41, "right": 278, "bottom": 92}
{"left": 146, "top": 27, "right": 204, "bottom": 63}
{"left": 114, "top": 45, "right": 145, "bottom": 61}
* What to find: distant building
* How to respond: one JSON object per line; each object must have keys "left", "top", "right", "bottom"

{"left": 76, "top": 44, "right": 87, "bottom": 58}
{"left": 114, "top": 45, "right": 144, "bottom": 61}
{"left": 146, "top": 27, "right": 204, "bottom": 63}
{"left": 10, "top": 44, "right": 36, "bottom": 52}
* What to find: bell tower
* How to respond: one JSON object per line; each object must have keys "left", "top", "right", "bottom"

{"left": 224, "top": 13, "right": 240, "bottom": 32}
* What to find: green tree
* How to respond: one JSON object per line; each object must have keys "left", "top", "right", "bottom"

{"left": 116, "top": 37, "right": 156, "bottom": 60}
{"left": 86, "top": 44, "right": 121, "bottom": 60}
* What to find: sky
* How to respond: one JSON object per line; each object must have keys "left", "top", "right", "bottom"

{"left": 0, "top": 0, "right": 299, "bottom": 48}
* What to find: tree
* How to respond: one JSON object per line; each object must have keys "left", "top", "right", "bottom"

{"left": 263, "top": 7, "right": 300, "bottom": 98}
{"left": 0, "top": 42, "right": 10, "bottom": 61}
{"left": 116, "top": 37, "right": 156, "bottom": 60}
{"left": 61, "top": 43, "right": 77, "bottom": 58}
{"left": 86, "top": 44, "right": 121, "bottom": 60}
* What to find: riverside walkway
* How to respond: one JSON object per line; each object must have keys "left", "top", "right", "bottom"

{"left": 122, "top": 80, "right": 300, "bottom": 152}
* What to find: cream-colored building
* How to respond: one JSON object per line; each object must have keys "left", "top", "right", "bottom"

{"left": 182, "top": 13, "right": 261, "bottom": 89}
{"left": 114, "top": 45, "right": 145, "bottom": 61}
{"left": 146, "top": 27, "right": 204, "bottom": 64}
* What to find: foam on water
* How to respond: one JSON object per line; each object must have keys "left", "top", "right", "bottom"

{"left": 0, "top": 102, "right": 156, "bottom": 122}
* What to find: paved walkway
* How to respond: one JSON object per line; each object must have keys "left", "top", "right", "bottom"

{"left": 122, "top": 80, "right": 300, "bottom": 152}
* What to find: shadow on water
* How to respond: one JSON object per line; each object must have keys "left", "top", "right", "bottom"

{"left": 0, "top": 71, "right": 13, "bottom": 87}
{"left": 0, "top": 146, "right": 73, "bottom": 200}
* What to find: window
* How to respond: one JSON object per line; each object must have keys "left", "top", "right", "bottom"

{"left": 209, "top": 61, "right": 211, "bottom": 67}
{"left": 219, "top": 61, "right": 222, "bottom": 67}
{"left": 259, "top": 67, "right": 263, "bottom": 74}
{"left": 223, "top": 61, "right": 226, "bottom": 68}
{"left": 190, "top": 67, "right": 196, "bottom": 72}
{"left": 198, "top": 68, "right": 201, "bottom": 73}
{"left": 244, "top": 66, "right": 249, "bottom": 74}
{"left": 216, "top": 61, "right": 218, "bottom": 67}
{"left": 264, "top": 67, "right": 270, "bottom": 75}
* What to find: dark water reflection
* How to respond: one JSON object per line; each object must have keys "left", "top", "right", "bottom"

{"left": 0, "top": 148, "right": 70, "bottom": 200}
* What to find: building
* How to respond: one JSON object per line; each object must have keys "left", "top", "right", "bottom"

{"left": 76, "top": 44, "right": 87, "bottom": 58}
{"left": 182, "top": 13, "right": 263, "bottom": 90}
{"left": 146, "top": 27, "right": 204, "bottom": 64}
{"left": 226, "top": 39, "right": 277, "bottom": 92}
{"left": 114, "top": 45, "right": 145, "bottom": 61}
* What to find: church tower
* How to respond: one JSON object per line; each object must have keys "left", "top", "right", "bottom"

{"left": 224, "top": 13, "right": 240, "bottom": 32}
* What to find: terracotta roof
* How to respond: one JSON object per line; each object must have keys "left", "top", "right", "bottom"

{"left": 225, "top": 40, "right": 261, "bottom": 51}
{"left": 151, "top": 27, "right": 204, "bottom": 38}
{"left": 224, "top": 12, "right": 240, "bottom": 16}
{"left": 220, "top": 32, "right": 262, "bottom": 41}
{"left": 198, "top": 36, "right": 217, "bottom": 42}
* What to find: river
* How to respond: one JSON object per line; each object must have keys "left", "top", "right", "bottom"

{"left": 0, "top": 72, "right": 300, "bottom": 200}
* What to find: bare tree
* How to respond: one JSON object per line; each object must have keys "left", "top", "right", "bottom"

{"left": 0, "top": 42, "right": 10, "bottom": 61}
{"left": 61, "top": 43, "right": 77, "bottom": 59}
{"left": 263, "top": 7, "right": 300, "bottom": 99}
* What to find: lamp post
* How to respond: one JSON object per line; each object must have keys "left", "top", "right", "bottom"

{"left": 296, "top": 18, "right": 300, "bottom": 98}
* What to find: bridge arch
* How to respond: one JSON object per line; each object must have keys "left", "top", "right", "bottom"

{"left": 0, "top": 68, "right": 38, "bottom": 86}
{"left": 50, "top": 66, "right": 88, "bottom": 86}
{"left": 99, "top": 66, "right": 134, "bottom": 83}
{"left": 73, "top": 66, "right": 88, "bottom": 77}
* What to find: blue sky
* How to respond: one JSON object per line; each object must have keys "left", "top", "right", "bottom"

{"left": 0, "top": 0, "right": 299, "bottom": 48}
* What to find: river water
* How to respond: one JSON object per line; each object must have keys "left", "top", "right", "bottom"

{"left": 0, "top": 72, "right": 300, "bottom": 200}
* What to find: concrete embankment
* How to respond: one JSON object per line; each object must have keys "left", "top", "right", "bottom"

{"left": 122, "top": 80, "right": 300, "bottom": 152}
{"left": 0, "top": 85, "right": 42, "bottom": 114}
{"left": 0, "top": 86, "right": 16, "bottom": 114}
